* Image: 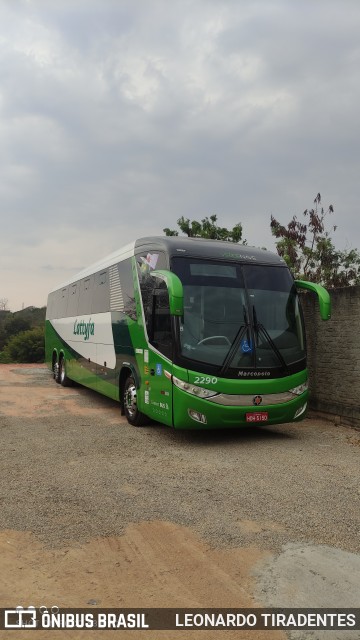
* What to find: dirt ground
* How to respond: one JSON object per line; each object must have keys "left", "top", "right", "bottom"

{"left": 0, "top": 364, "right": 359, "bottom": 640}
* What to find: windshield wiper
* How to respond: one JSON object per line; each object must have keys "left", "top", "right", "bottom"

{"left": 252, "top": 306, "right": 289, "bottom": 374}
{"left": 219, "top": 305, "right": 249, "bottom": 375}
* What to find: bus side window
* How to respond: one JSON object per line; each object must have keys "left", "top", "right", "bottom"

{"left": 138, "top": 271, "right": 154, "bottom": 334}
{"left": 46, "top": 291, "right": 57, "bottom": 320}
{"left": 136, "top": 250, "right": 168, "bottom": 330}
{"left": 91, "top": 270, "right": 110, "bottom": 314}
{"left": 136, "top": 251, "right": 167, "bottom": 279}
{"left": 57, "top": 287, "right": 68, "bottom": 318}
{"left": 149, "top": 280, "right": 172, "bottom": 359}
{"left": 67, "top": 282, "right": 80, "bottom": 317}
{"left": 78, "top": 276, "right": 94, "bottom": 316}
{"left": 117, "top": 258, "right": 137, "bottom": 321}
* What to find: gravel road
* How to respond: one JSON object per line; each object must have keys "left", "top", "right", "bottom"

{"left": 0, "top": 364, "right": 359, "bottom": 639}
{"left": 1, "top": 365, "right": 359, "bottom": 552}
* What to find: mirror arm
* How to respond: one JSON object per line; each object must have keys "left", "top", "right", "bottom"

{"left": 295, "top": 280, "right": 331, "bottom": 320}
{"left": 150, "top": 270, "right": 184, "bottom": 316}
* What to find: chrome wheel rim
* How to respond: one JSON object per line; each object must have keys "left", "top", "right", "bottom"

{"left": 125, "top": 383, "right": 137, "bottom": 418}
{"left": 60, "top": 360, "right": 65, "bottom": 383}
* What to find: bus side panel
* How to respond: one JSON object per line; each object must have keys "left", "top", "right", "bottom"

{"left": 45, "top": 319, "right": 98, "bottom": 389}
{"left": 137, "top": 347, "right": 173, "bottom": 426}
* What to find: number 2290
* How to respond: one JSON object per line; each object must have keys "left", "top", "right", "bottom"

{"left": 194, "top": 376, "right": 218, "bottom": 385}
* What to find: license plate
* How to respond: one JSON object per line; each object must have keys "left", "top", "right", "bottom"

{"left": 246, "top": 412, "right": 269, "bottom": 423}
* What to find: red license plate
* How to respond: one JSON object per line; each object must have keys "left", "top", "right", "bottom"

{"left": 246, "top": 412, "right": 269, "bottom": 423}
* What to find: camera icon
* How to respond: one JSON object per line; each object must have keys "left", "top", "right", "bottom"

{"left": 4, "top": 606, "right": 37, "bottom": 628}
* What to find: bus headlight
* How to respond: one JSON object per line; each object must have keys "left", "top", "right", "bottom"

{"left": 289, "top": 381, "right": 308, "bottom": 396}
{"left": 172, "top": 375, "right": 219, "bottom": 399}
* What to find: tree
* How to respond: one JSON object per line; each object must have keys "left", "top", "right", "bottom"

{"left": 0, "top": 298, "right": 9, "bottom": 311}
{"left": 164, "top": 214, "right": 246, "bottom": 243}
{"left": 270, "top": 194, "right": 360, "bottom": 288}
{"left": 0, "top": 316, "right": 31, "bottom": 350}
{"left": 0, "top": 326, "right": 45, "bottom": 363}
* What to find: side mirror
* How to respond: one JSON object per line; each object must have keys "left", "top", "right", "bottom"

{"left": 150, "top": 270, "right": 184, "bottom": 316}
{"left": 295, "top": 280, "right": 331, "bottom": 320}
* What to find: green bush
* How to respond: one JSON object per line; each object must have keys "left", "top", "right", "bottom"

{"left": 0, "top": 326, "right": 45, "bottom": 363}
{"left": 0, "top": 318, "right": 30, "bottom": 350}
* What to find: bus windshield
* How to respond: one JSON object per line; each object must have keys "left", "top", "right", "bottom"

{"left": 171, "top": 257, "right": 306, "bottom": 376}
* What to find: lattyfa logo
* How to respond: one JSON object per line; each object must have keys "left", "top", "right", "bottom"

{"left": 73, "top": 318, "right": 95, "bottom": 341}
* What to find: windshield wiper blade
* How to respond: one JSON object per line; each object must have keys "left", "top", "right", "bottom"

{"left": 219, "top": 305, "right": 249, "bottom": 375}
{"left": 219, "top": 324, "right": 247, "bottom": 376}
{"left": 252, "top": 306, "right": 289, "bottom": 373}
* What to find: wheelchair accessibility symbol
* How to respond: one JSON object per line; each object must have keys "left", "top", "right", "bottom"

{"left": 241, "top": 338, "right": 253, "bottom": 353}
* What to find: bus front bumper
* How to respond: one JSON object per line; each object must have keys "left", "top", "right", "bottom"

{"left": 172, "top": 386, "right": 309, "bottom": 429}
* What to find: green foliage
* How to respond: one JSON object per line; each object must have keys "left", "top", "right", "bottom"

{"left": 0, "top": 317, "right": 31, "bottom": 349}
{"left": 0, "top": 326, "right": 45, "bottom": 364}
{"left": 0, "top": 306, "right": 46, "bottom": 362}
{"left": 270, "top": 194, "right": 360, "bottom": 288}
{"left": 0, "top": 306, "right": 46, "bottom": 351}
{"left": 164, "top": 214, "right": 246, "bottom": 243}
{"left": 13, "top": 306, "right": 46, "bottom": 326}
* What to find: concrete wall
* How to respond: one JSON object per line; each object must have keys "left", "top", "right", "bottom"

{"left": 301, "top": 286, "right": 360, "bottom": 428}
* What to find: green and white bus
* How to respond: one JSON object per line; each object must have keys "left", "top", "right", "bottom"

{"left": 45, "top": 236, "right": 331, "bottom": 429}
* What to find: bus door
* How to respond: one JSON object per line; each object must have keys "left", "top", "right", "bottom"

{"left": 143, "top": 282, "right": 174, "bottom": 425}
{"left": 136, "top": 249, "right": 181, "bottom": 425}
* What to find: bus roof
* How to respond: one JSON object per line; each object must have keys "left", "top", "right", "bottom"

{"left": 49, "top": 236, "right": 286, "bottom": 293}
{"left": 135, "top": 236, "right": 286, "bottom": 265}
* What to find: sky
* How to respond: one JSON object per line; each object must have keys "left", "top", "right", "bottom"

{"left": 1, "top": 0, "right": 360, "bottom": 311}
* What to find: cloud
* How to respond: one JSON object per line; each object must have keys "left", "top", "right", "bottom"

{"left": 0, "top": 0, "right": 360, "bottom": 309}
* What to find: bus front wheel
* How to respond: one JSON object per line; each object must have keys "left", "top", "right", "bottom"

{"left": 123, "top": 376, "right": 148, "bottom": 427}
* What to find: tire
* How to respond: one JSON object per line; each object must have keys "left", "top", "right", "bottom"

{"left": 53, "top": 357, "right": 60, "bottom": 383}
{"left": 58, "top": 356, "right": 73, "bottom": 387}
{"left": 122, "top": 375, "right": 148, "bottom": 426}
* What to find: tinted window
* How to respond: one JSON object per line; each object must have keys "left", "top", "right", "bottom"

{"left": 149, "top": 279, "right": 172, "bottom": 359}
{"left": 136, "top": 251, "right": 167, "bottom": 329}
{"left": 56, "top": 287, "right": 68, "bottom": 318}
{"left": 67, "top": 282, "right": 79, "bottom": 317}
{"left": 240, "top": 265, "right": 305, "bottom": 367}
{"left": 78, "top": 276, "right": 94, "bottom": 315}
{"left": 118, "top": 258, "right": 137, "bottom": 321}
{"left": 171, "top": 257, "right": 306, "bottom": 373}
{"left": 172, "top": 258, "right": 246, "bottom": 366}
{"left": 138, "top": 268, "right": 153, "bottom": 333}
{"left": 91, "top": 270, "right": 110, "bottom": 313}
{"left": 46, "top": 292, "right": 57, "bottom": 319}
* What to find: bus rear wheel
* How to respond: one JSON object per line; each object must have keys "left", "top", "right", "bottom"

{"left": 58, "top": 356, "right": 72, "bottom": 387}
{"left": 123, "top": 376, "right": 148, "bottom": 427}
{"left": 54, "top": 359, "right": 60, "bottom": 383}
